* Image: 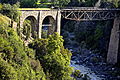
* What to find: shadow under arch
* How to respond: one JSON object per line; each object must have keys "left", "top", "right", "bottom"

{"left": 22, "top": 16, "right": 38, "bottom": 40}
{"left": 41, "top": 16, "right": 56, "bottom": 38}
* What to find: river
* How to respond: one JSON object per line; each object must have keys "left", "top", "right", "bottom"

{"left": 62, "top": 31, "right": 120, "bottom": 80}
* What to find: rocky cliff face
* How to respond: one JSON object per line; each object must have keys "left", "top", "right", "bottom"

{"left": 61, "top": 19, "right": 113, "bottom": 57}
{"left": 61, "top": 18, "right": 120, "bottom": 80}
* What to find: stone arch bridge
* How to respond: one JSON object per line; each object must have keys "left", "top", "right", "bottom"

{"left": 19, "top": 7, "right": 120, "bottom": 64}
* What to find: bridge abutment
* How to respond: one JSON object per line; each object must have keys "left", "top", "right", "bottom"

{"left": 107, "top": 18, "right": 120, "bottom": 64}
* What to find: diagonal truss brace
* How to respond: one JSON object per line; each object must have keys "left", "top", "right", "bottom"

{"left": 61, "top": 9, "right": 120, "bottom": 21}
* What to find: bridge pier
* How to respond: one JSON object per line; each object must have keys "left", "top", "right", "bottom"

{"left": 107, "top": 18, "right": 120, "bottom": 64}
{"left": 38, "top": 11, "right": 42, "bottom": 39}
{"left": 56, "top": 10, "right": 61, "bottom": 35}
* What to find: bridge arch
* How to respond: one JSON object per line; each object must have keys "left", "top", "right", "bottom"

{"left": 22, "top": 16, "right": 38, "bottom": 40}
{"left": 41, "top": 16, "right": 56, "bottom": 38}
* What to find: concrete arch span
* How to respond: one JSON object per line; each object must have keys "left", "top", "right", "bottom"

{"left": 25, "top": 16, "right": 38, "bottom": 39}
{"left": 21, "top": 15, "right": 38, "bottom": 41}
{"left": 19, "top": 10, "right": 61, "bottom": 39}
{"left": 38, "top": 10, "right": 61, "bottom": 38}
{"left": 20, "top": 11, "right": 39, "bottom": 29}
{"left": 41, "top": 16, "right": 56, "bottom": 38}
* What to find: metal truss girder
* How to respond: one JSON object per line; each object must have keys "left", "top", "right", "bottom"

{"left": 61, "top": 9, "right": 120, "bottom": 21}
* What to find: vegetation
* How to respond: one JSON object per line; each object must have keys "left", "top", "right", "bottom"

{"left": 1, "top": 0, "right": 120, "bottom": 8}
{"left": 0, "top": 0, "right": 120, "bottom": 80}
{"left": 29, "top": 33, "right": 73, "bottom": 80}
{"left": 0, "top": 2, "right": 20, "bottom": 22}
{"left": 22, "top": 19, "right": 32, "bottom": 40}
{"left": 0, "top": 14, "right": 46, "bottom": 80}
{"left": 72, "top": 70, "right": 82, "bottom": 78}
{"left": 41, "top": 29, "right": 48, "bottom": 38}
{"left": 74, "top": 21, "right": 112, "bottom": 54}
{"left": 0, "top": 13, "right": 73, "bottom": 80}
{"left": 20, "top": 0, "right": 38, "bottom": 8}
{"left": 0, "top": 8, "right": 73, "bottom": 80}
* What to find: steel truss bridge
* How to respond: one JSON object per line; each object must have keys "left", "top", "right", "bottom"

{"left": 61, "top": 7, "right": 120, "bottom": 21}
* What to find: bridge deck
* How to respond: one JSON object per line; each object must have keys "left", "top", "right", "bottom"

{"left": 18, "top": 7, "right": 120, "bottom": 11}
{"left": 18, "top": 8, "right": 52, "bottom": 11}
{"left": 61, "top": 7, "right": 120, "bottom": 11}
{"left": 19, "top": 7, "right": 120, "bottom": 21}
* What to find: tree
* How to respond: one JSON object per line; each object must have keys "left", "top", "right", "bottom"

{"left": 20, "top": 0, "right": 38, "bottom": 8}
{"left": 85, "top": 0, "right": 98, "bottom": 7}
{"left": 0, "top": 3, "right": 20, "bottom": 22}
{"left": 1, "top": 0, "right": 20, "bottom": 4}
{"left": 29, "top": 33, "right": 73, "bottom": 80}
{"left": 0, "top": 14, "right": 46, "bottom": 80}
{"left": 113, "top": 0, "right": 119, "bottom": 7}
{"left": 53, "top": 0, "right": 70, "bottom": 7}
{"left": 37, "top": 0, "right": 70, "bottom": 7}
{"left": 103, "top": 0, "right": 119, "bottom": 7}
{"left": 22, "top": 20, "right": 32, "bottom": 40}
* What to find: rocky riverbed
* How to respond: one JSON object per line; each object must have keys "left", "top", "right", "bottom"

{"left": 62, "top": 30, "right": 120, "bottom": 80}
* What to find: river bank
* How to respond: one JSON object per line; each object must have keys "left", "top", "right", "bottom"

{"left": 62, "top": 30, "right": 120, "bottom": 80}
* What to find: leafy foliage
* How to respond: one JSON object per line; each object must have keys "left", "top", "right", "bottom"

{"left": 84, "top": 0, "right": 98, "bottom": 7}
{"left": 20, "top": 0, "right": 38, "bottom": 8}
{"left": 35, "top": 0, "right": 70, "bottom": 8}
{"left": 0, "top": 15, "right": 46, "bottom": 80}
{"left": 0, "top": 57, "right": 17, "bottom": 80}
{"left": 0, "top": 0, "right": 20, "bottom": 5}
{"left": 41, "top": 29, "right": 48, "bottom": 38}
{"left": 22, "top": 19, "right": 32, "bottom": 40}
{"left": 29, "top": 33, "right": 73, "bottom": 80}
{"left": 52, "top": 0, "right": 70, "bottom": 7}
{"left": 0, "top": 3, "right": 20, "bottom": 22}
{"left": 0, "top": 14, "right": 73, "bottom": 80}
{"left": 1, "top": 0, "right": 120, "bottom": 8}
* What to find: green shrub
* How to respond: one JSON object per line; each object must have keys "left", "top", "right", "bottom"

{"left": 0, "top": 15, "right": 46, "bottom": 80}
{"left": 22, "top": 19, "right": 32, "bottom": 40}
{"left": 20, "top": 0, "right": 38, "bottom": 8}
{"left": 29, "top": 33, "right": 73, "bottom": 80}
{"left": 0, "top": 58, "right": 18, "bottom": 80}
{"left": 73, "top": 70, "right": 82, "bottom": 78}
{"left": 0, "top": 3, "right": 20, "bottom": 22}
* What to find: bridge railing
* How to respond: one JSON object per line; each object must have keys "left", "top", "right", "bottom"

{"left": 18, "top": 8, "right": 56, "bottom": 11}
{"left": 61, "top": 7, "right": 120, "bottom": 11}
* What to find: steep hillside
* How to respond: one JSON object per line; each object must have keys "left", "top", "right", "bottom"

{"left": 0, "top": 14, "right": 46, "bottom": 80}
{"left": 0, "top": 14, "right": 73, "bottom": 80}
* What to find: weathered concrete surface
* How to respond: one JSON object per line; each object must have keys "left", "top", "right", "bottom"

{"left": 56, "top": 10, "right": 61, "bottom": 34}
{"left": 107, "top": 18, "right": 120, "bottom": 64}
{"left": 19, "top": 10, "right": 61, "bottom": 38}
